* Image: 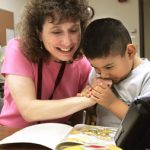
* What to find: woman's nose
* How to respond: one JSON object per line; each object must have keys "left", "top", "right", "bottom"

{"left": 62, "top": 34, "right": 72, "bottom": 47}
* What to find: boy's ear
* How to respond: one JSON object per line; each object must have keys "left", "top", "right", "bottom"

{"left": 126, "top": 44, "right": 136, "bottom": 59}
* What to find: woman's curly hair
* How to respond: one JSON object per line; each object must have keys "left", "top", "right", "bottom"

{"left": 17, "top": 0, "right": 94, "bottom": 63}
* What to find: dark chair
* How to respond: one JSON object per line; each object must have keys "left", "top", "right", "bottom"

{"left": 68, "top": 105, "right": 97, "bottom": 126}
{"left": 115, "top": 96, "right": 150, "bottom": 150}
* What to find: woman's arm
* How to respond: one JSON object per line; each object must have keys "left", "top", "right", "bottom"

{"left": 6, "top": 74, "right": 96, "bottom": 122}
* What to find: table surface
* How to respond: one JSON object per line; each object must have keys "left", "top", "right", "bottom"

{"left": 0, "top": 126, "right": 51, "bottom": 150}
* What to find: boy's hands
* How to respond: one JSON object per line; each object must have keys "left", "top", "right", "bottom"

{"left": 91, "top": 82, "right": 118, "bottom": 108}
{"left": 91, "top": 78, "right": 112, "bottom": 88}
{"left": 78, "top": 77, "right": 129, "bottom": 119}
{"left": 78, "top": 77, "right": 118, "bottom": 109}
{"left": 90, "top": 78, "right": 118, "bottom": 108}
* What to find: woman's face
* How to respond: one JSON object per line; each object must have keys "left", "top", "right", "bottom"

{"left": 40, "top": 19, "right": 81, "bottom": 61}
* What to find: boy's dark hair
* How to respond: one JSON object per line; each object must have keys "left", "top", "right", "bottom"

{"left": 17, "top": 0, "right": 94, "bottom": 62}
{"left": 83, "top": 18, "right": 132, "bottom": 59}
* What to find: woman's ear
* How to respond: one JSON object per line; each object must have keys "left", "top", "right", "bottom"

{"left": 39, "top": 32, "right": 43, "bottom": 42}
{"left": 126, "top": 44, "right": 136, "bottom": 59}
{"left": 36, "top": 28, "right": 42, "bottom": 41}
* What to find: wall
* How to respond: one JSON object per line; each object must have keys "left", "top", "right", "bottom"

{"left": 0, "top": 0, "right": 27, "bottom": 34}
{"left": 88, "top": 0, "right": 140, "bottom": 54}
{"left": 144, "top": 0, "right": 150, "bottom": 59}
{"left": 0, "top": 0, "right": 26, "bottom": 70}
{"left": 0, "top": 0, "right": 140, "bottom": 53}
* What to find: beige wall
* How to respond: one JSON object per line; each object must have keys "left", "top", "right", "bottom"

{"left": 0, "top": 0, "right": 27, "bottom": 62}
{"left": 0, "top": 0, "right": 140, "bottom": 54}
{"left": 144, "top": 0, "right": 150, "bottom": 59}
{"left": 0, "top": 0, "right": 26, "bottom": 33}
{"left": 88, "top": 0, "right": 140, "bottom": 54}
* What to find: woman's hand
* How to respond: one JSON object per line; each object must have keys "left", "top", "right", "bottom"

{"left": 77, "top": 85, "right": 92, "bottom": 97}
{"left": 77, "top": 77, "right": 113, "bottom": 102}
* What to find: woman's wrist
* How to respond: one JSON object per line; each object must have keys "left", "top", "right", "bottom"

{"left": 76, "top": 95, "right": 96, "bottom": 107}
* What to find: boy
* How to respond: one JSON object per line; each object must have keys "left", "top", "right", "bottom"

{"left": 82, "top": 18, "right": 150, "bottom": 127}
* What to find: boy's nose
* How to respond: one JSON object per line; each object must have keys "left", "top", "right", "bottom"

{"left": 100, "top": 72, "right": 109, "bottom": 79}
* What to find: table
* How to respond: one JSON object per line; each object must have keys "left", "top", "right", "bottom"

{"left": 0, "top": 126, "right": 50, "bottom": 150}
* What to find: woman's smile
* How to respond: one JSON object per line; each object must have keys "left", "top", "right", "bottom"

{"left": 56, "top": 47, "right": 72, "bottom": 53}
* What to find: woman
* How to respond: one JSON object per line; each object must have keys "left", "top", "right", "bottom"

{"left": 0, "top": 0, "right": 96, "bottom": 128}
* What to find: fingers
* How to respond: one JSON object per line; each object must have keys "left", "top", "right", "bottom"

{"left": 77, "top": 80, "right": 112, "bottom": 104}
{"left": 90, "top": 95, "right": 100, "bottom": 101}
{"left": 91, "top": 87, "right": 102, "bottom": 99}
{"left": 104, "top": 80, "right": 112, "bottom": 87}
{"left": 91, "top": 78, "right": 98, "bottom": 88}
{"left": 77, "top": 85, "right": 92, "bottom": 97}
{"left": 91, "top": 77, "right": 112, "bottom": 88}
{"left": 85, "top": 85, "right": 92, "bottom": 91}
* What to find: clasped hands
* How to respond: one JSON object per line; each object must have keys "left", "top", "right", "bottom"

{"left": 78, "top": 78, "right": 118, "bottom": 109}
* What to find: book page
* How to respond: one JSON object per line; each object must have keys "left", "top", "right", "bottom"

{"left": 0, "top": 123, "right": 72, "bottom": 150}
{"left": 56, "top": 124, "right": 118, "bottom": 150}
{"left": 61, "top": 145, "right": 122, "bottom": 150}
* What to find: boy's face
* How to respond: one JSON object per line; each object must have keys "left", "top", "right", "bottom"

{"left": 89, "top": 47, "right": 135, "bottom": 84}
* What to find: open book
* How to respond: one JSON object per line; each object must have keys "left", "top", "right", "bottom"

{"left": 0, "top": 123, "right": 120, "bottom": 150}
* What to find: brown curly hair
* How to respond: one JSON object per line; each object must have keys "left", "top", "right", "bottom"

{"left": 17, "top": 0, "right": 94, "bottom": 63}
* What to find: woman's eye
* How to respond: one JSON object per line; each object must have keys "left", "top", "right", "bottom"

{"left": 51, "top": 31, "right": 61, "bottom": 34}
{"left": 70, "top": 30, "right": 78, "bottom": 33}
{"left": 70, "top": 28, "right": 80, "bottom": 33}
{"left": 106, "top": 66, "right": 113, "bottom": 69}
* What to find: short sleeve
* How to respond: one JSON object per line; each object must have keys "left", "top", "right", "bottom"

{"left": 1, "top": 38, "right": 35, "bottom": 79}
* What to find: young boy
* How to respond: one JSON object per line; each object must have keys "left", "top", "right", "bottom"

{"left": 82, "top": 18, "right": 150, "bottom": 127}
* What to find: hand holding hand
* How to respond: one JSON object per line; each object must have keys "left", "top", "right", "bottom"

{"left": 77, "top": 77, "right": 113, "bottom": 103}
{"left": 77, "top": 85, "right": 92, "bottom": 97}
{"left": 91, "top": 81, "right": 118, "bottom": 109}
{"left": 91, "top": 78, "right": 112, "bottom": 88}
